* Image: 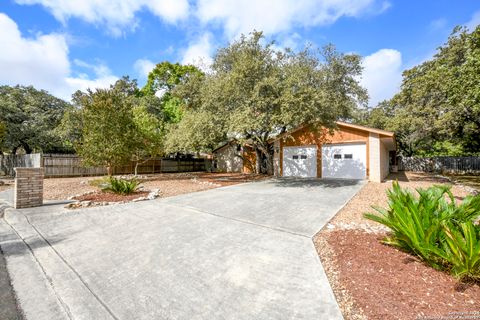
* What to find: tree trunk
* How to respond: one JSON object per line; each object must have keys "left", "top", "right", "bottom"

{"left": 107, "top": 165, "right": 113, "bottom": 176}
{"left": 255, "top": 148, "right": 262, "bottom": 174}
{"left": 265, "top": 151, "right": 273, "bottom": 175}
{"left": 134, "top": 162, "right": 139, "bottom": 176}
{"left": 22, "top": 144, "right": 32, "bottom": 154}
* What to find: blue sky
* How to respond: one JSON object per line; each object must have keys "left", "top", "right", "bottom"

{"left": 1, "top": 0, "right": 479, "bottom": 105}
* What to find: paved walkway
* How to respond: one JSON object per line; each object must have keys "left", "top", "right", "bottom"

{"left": 0, "top": 179, "right": 364, "bottom": 320}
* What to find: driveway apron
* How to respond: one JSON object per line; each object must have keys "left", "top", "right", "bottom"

{"left": 0, "top": 179, "right": 364, "bottom": 320}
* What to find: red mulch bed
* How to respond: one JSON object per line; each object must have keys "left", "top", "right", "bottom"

{"left": 73, "top": 191, "right": 149, "bottom": 202}
{"left": 316, "top": 229, "right": 480, "bottom": 320}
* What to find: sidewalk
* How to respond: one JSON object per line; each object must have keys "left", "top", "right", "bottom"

{"left": 0, "top": 191, "right": 23, "bottom": 320}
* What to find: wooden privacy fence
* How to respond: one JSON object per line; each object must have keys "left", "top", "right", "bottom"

{"left": 0, "top": 153, "right": 42, "bottom": 176}
{"left": 399, "top": 156, "right": 480, "bottom": 173}
{"left": 0, "top": 153, "right": 212, "bottom": 177}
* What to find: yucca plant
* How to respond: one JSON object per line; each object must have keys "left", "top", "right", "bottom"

{"left": 101, "top": 176, "right": 140, "bottom": 195}
{"left": 365, "top": 181, "right": 480, "bottom": 280}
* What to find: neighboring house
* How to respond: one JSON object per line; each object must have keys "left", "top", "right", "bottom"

{"left": 212, "top": 141, "right": 256, "bottom": 173}
{"left": 212, "top": 122, "right": 396, "bottom": 182}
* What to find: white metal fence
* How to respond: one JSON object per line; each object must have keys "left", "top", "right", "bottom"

{"left": 399, "top": 156, "right": 480, "bottom": 173}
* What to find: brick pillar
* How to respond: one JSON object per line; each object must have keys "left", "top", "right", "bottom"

{"left": 14, "top": 168, "right": 44, "bottom": 209}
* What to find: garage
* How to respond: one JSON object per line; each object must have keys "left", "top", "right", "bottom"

{"left": 282, "top": 146, "right": 317, "bottom": 178}
{"left": 321, "top": 143, "right": 367, "bottom": 179}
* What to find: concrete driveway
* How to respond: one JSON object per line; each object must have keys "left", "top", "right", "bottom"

{"left": 0, "top": 178, "right": 364, "bottom": 320}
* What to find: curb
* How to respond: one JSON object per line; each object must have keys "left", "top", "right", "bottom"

{"left": 0, "top": 205, "right": 69, "bottom": 320}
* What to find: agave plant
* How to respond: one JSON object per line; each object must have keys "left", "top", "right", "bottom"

{"left": 365, "top": 181, "right": 480, "bottom": 280}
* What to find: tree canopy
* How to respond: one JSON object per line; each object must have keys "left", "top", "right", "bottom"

{"left": 0, "top": 85, "right": 71, "bottom": 154}
{"left": 73, "top": 77, "right": 166, "bottom": 174}
{"left": 142, "top": 61, "right": 203, "bottom": 123}
{"left": 0, "top": 121, "right": 6, "bottom": 152}
{"left": 361, "top": 25, "right": 480, "bottom": 156}
{"left": 169, "top": 32, "right": 367, "bottom": 173}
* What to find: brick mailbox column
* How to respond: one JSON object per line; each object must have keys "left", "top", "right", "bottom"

{"left": 14, "top": 168, "right": 44, "bottom": 209}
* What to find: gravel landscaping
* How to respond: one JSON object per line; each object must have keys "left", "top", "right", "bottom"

{"left": 325, "top": 172, "right": 471, "bottom": 231}
{"left": 0, "top": 179, "right": 14, "bottom": 193}
{"left": 314, "top": 171, "right": 479, "bottom": 320}
{"left": 42, "top": 172, "right": 267, "bottom": 200}
{"left": 446, "top": 173, "right": 480, "bottom": 192}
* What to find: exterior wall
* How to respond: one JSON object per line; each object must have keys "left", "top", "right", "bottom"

{"left": 278, "top": 124, "right": 370, "bottom": 178}
{"left": 368, "top": 133, "right": 382, "bottom": 182}
{"left": 369, "top": 134, "right": 391, "bottom": 182}
{"left": 14, "top": 167, "right": 44, "bottom": 209}
{"left": 379, "top": 140, "right": 390, "bottom": 180}
{"left": 242, "top": 147, "right": 256, "bottom": 174}
{"left": 214, "top": 143, "right": 243, "bottom": 173}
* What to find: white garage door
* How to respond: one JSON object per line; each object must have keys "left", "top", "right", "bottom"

{"left": 321, "top": 143, "right": 366, "bottom": 179}
{"left": 282, "top": 146, "right": 317, "bottom": 178}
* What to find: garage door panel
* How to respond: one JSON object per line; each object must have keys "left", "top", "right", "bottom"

{"left": 321, "top": 144, "right": 366, "bottom": 179}
{"left": 283, "top": 146, "right": 317, "bottom": 178}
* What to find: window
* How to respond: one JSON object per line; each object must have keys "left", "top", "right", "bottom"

{"left": 300, "top": 155, "right": 307, "bottom": 159}
{"left": 333, "top": 154, "right": 342, "bottom": 159}
{"left": 292, "top": 155, "right": 299, "bottom": 159}
{"left": 344, "top": 154, "right": 353, "bottom": 159}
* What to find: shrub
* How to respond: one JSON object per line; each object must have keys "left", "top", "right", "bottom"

{"left": 364, "top": 181, "right": 480, "bottom": 281}
{"left": 101, "top": 177, "right": 140, "bottom": 195}
{"left": 88, "top": 177, "right": 109, "bottom": 188}
{"left": 435, "top": 221, "right": 480, "bottom": 280}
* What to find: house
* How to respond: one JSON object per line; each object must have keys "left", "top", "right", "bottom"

{"left": 212, "top": 122, "right": 396, "bottom": 182}
{"left": 212, "top": 141, "right": 256, "bottom": 174}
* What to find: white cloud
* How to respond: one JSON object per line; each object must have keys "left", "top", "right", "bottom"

{"left": 196, "top": 0, "right": 390, "bottom": 38}
{"left": 148, "top": 0, "right": 190, "bottom": 23}
{"left": 133, "top": 59, "right": 156, "bottom": 78}
{"left": 0, "top": 13, "right": 69, "bottom": 92}
{"left": 466, "top": 10, "right": 480, "bottom": 31}
{"left": 429, "top": 18, "right": 447, "bottom": 31}
{"left": 14, "top": 0, "right": 190, "bottom": 36}
{"left": 65, "top": 60, "right": 118, "bottom": 96}
{"left": 269, "top": 32, "right": 304, "bottom": 52}
{"left": 181, "top": 33, "right": 214, "bottom": 68}
{"left": 0, "top": 13, "right": 117, "bottom": 101}
{"left": 64, "top": 74, "right": 118, "bottom": 97}
{"left": 360, "top": 49, "right": 402, "bottom": 106}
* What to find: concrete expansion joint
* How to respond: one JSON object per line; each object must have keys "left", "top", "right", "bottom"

{"left": 2, "top": 212, "right": 75, "bottom": 320}
{"left": 168, "top": 202, "right": 312, "bottom": 239}
{"left": 4, "top": 209, "right": 120, "bottom": 320}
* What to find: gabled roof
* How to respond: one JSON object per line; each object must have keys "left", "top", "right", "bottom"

{"left": 213, "top": 121, "right": 396, "bottom": 153}
{"left": 272, "top": 121, "right": 395, "bottom": 142}
{"left": 336, "top": 121, "right": 394, "bottom": 137}
{"left": 212, "top": 140, "right": 236, "bottom": 153}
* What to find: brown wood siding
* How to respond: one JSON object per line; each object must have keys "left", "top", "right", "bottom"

{"left": 242, "top": 147, "right": 256, "bottom": 174}
{"left": 279, "top": 124, "right": 370, "bottom": 178}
